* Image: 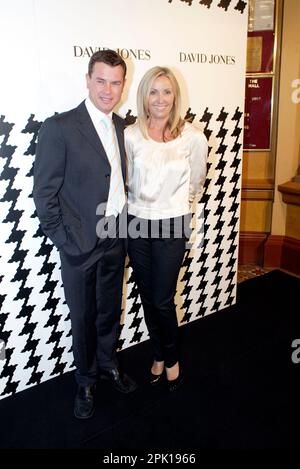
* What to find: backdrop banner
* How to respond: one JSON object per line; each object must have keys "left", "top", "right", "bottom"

{"left": 0, "top": 0, "right": 248, "bottom": 398}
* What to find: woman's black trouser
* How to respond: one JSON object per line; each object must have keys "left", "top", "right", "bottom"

{"left": 128, "top": 215, "right": 189, "bottom": 368}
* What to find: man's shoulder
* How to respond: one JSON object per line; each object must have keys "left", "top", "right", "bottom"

{"left": 43, "top": 101, "right": 84, "bottom": 126}
{"left": 38, "top": 103, "right": 85, "bottom": 141}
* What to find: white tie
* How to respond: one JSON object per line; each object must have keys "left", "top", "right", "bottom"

{"left": 101, "top": 116, "right": 126, "bottom": 217}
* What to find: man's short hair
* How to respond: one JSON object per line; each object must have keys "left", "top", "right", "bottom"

{"left": 88, "top": 49, "right": 127, "bottom": 78}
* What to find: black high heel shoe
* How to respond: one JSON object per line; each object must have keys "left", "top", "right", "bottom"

{"left": 150, "top": 370, "right": 165, "bottom": 385}
{"left": 167, "top": 370, "right": 184, "bottom": 392}
{"left": 150, "top": 360, "right": 165, "bottom": 385}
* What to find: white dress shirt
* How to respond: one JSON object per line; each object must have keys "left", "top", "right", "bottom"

{"left": 125, "top": 122, "right": 208, "bottom": 220}
{"left": 85, "top": 97, "right": 125, "bottom": 217}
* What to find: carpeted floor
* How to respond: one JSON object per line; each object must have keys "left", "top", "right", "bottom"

{"left": 237, "top": 264, "right": 275, "bottom": 283}
{"left": 1, "top": 269, "right": 300, "bottom": 450}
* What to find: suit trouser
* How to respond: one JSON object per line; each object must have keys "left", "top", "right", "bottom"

{"left": 128, "top": 217, "right": 187, "bottom": 368}
{"left": 59, "top": 224, "right": 125, "bottom": 387}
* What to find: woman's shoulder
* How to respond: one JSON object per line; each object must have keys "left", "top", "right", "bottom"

{"left": 125, "top": 122, "right": 140, "bottom": 138}
{"left": 183, "top": 121, "right": 207, "bottom": 143}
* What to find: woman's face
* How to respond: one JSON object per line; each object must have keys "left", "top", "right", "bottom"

{"left": 147, "top": 75, "right": 175, "bottom": 121}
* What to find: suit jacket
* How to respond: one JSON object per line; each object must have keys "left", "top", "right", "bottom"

{"left": 33, "top": 100, "right": 126, "bottom": 255}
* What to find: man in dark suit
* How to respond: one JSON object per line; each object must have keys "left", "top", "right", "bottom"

{"left": 33, "top": 50, "right": 136, "bottom": 420}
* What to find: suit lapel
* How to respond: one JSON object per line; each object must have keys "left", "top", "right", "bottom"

{"left": 76, "top": 101, "right": 126, "bottom": 184}
{"left": 76, "top": 101, "right": 110, "bottom": 165}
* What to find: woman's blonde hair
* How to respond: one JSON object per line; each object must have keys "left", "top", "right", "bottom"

{"left": 136, "top": 66, "right": 184, "bottom": 141}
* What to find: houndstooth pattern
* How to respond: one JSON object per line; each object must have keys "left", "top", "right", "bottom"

{"left": 167, "top": 0, "right": 247, "bottom": 14}
{"left": 0, "top": 103, "right": 242, "bottom": 398}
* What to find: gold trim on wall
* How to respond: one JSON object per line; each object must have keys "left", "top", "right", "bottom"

{"left": 240, "top": 0, "right": 284, "bottom": 238}
{"left": 244, "top": 0, "right": 283, "bottom": 155}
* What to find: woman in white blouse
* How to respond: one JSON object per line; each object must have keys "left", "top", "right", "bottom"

{"left": 125, "top": 66, "right": 207, "bottom": 392}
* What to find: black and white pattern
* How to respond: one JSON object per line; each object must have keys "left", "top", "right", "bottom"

{"left": 0, "top": 103, "right": 242, "bottom": 397}
{"left": 178, "top": 106, "right": 242, "bottom": 324}
{"left": 0, "top": 0, "right": 247, "bottom": 399}
{"left": 168, "top": 0, "right": 247, "bottom": 14}
{"left": 0, "top": 114, "right": 73, "bottom": 397}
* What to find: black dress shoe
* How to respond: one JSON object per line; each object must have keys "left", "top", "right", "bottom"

{"left": 99, "top": 368, "right": 137, "bottom": 393}
{"left": 150, "top": 370, "right": 165, "bottom": 385}
{"left": 74, "top": 384, "right": 95, "bottom": 419}
{"left": 167, "top": 371, "right": 184, "bottom": 392}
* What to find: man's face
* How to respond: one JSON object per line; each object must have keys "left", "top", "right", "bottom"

{"left": 86, "top": 62, "right": 125, "bottom": 114}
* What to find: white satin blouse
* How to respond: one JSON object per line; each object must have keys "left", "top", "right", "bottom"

{"left": 125, "top": 122, "right": 208, "bottom": 220}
